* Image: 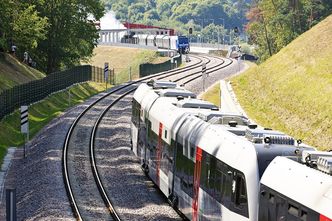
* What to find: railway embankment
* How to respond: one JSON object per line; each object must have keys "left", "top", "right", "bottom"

{"left": 0, "top": 53, "right": 45, "bottom": 92}
{"left": 231, "top": 15, "right": 332, "bottom": 151}
{"left": 0, "top": 46, "right": 165, "bottom": 164}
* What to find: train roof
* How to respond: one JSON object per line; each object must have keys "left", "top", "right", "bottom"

{"left": 216, "top": 124, "right": 248, "bottom": 136}
{"left": 147, "top": 80, "right": 177, "bottom": 89}
{"left": 212, "top": 122, "right": 315, "bottom": 177}
{"left": 133, "top": 83, "right": 153, "bottom": 104}
{"left": 254, "top": 143, "right": 315, "bottom": 177}
{"left": 207, "top": 113, "right": 249, "bottom": 126}
{"left": 158, "top": 88, "right": 196, "bottom": 98}
{"left": 261, "top": 156, "right": 332, "bottom": 218}
{"left": 176, "top": 98, "right": 218, "bottom": 109}
{"left": 150, "top": 98, "right": 183, "bottom": 125}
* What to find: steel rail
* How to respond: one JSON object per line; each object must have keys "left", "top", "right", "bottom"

{"left": 62, "top": 54, "right": 204, "bottom": 220}
{"left": 90, "top": 87, "right": 136, "bottom": 221}
{"left": 87, "top": 55, "right": 233, "bottom": 220}
{"left": 63, "top": 54, "right": 232, "bottom": 220}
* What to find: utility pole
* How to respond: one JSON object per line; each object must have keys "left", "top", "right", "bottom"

{"left": 218, "top": 18, "right": 225, "bottom": 46}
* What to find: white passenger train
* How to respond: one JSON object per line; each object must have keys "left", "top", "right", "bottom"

{"left": 131, "top": 80, "right": 332, "bottom": 221}
{"left": 121, "top": 34, "right": 190, "bottom": 53}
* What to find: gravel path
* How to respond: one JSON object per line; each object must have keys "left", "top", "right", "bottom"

{"left": 0, "top": 54, "right": 247, "bottom": 220}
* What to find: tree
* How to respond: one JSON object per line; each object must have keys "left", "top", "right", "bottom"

{"left": 246, "top": 0, "right": 332, "bottom": 61}
{"left": 0, "top": 0, "right": 47, "bottom": 53}
{"left": 31, "top": 0, "right": 105, "bottom": 73}
{"left": 12, "top": 5, "right": 48, "bottom": 51}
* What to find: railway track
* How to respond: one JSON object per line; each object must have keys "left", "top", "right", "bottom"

{"left": 63, "top": 54, "right": 233, "bottom": 220}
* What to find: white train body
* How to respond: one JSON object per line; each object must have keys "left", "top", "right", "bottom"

{"left": 133, "top": 34, "right": 189, "bottom": 53}
{"left": 260, "top": 156, "right": 332, "bottom": 220}
{"left": 131, "top": 81, "right": 332, "bottom": 221}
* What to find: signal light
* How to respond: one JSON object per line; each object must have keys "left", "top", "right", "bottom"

{"left": 234, "top": 27, "right": 239, "bottom": 33}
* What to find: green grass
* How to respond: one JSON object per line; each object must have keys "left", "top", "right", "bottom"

{"left": 231, "top": 15, "right": 332, "bottom": 151}
{"left": 0, "top": 82, "right": 106, "bottom": 162}
{"left": 200, "top": 83, "right": 220, "bottom": 107}
{"left": 0, "top": 53, "right": 45, "bottom": 92}
{"left": 83, "top": 45, "right": 169, "bottom": 84}
{"left": 115, "top": 50, "right": 160, "bottom": 83}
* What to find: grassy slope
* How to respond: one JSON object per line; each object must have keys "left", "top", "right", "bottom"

{"left": 0, "top": 46, "right": 161, "bottom": 162}
{"left": 0, "top": 51, "right": 106, "bottom": 162}
{"left": 0, "top": 82, "right": 105, "bottom": 161}
{"left": 200, "top": 83, "right": 221, "bottom": 107}
{"left": 232, "top": 15, "right": 332, "bottom": 150}
{"left": 0, "top": 53, "right": 45, "bottom": 92}
{"left": 84, "top": 45, "right": 167, "bottom": 83}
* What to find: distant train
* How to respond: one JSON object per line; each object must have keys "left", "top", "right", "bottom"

{"left": 131, "top": 80, "right": 332, "bottom": 221}
{"left": 121, "top": 33, "right": 190, "bottom": 54}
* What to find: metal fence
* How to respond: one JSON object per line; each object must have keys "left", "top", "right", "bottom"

{"left": 139, "top": 55, "right": 182, "bottom": 78}
{"left": 0, "top": 65, "right": 114, "bottom": 120}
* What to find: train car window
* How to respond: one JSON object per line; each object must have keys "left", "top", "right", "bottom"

{"left": 235, "top": 174, "right": 247, "bottom": 206}
{"left": 201, "top": 153, "right": 209, "bottom": 189}
{"left": 269, "top": 193, "right": 275, "bottom": 203}
{"left": 190, "top": 144, "right": 195, "bottom": 159}
{"left": 220, "top": 164, "right": 232, "bottom": 207}
{"left": 132, "top": 99, "right": 141, "bottom": 126}
{"left": 164, "top": 130, "right": 167, "bottom": 139}
{"left": 258, "top": 186, "right": 321, "bottom": 221}
{"left": 288, "top": 204, "right": 299, "bottom": 217}
{"left": 175, "top": 141, "right": 194, "bottom": 197}
{"left": 300, "top": 210, "right": 307, "bottom": 221}
{"left": 215, "top": 168, "right": 223, "bottom": 202}
{"left": 258, "top": 188, "right": 271, "bottom": 221}
{"left": 145, "top": 119, "right": 151, "bottom": 138}
{"left": 231, "top": 172, "right": 249, "bottom": 217}
{"left": 160, "top": 142, "right": 172, "bottom": 174}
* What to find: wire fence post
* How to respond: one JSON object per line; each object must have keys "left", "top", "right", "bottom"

{"left": 129, "top": 66, "right": 132, "bottom": 81}
{"left": 113, "top": 68, "right": 116, "bottom": 85}
{"left": 202, "top": 63, "right": 206, "bottom": 91}
{"left": 68, "top": 88, "right": 71, "bottom": 107}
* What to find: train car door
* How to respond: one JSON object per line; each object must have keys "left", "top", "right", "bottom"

{"left": 192, "top": 147, "right": 203, "bottom": 221}
{"left": 156, "top": 122, "right": 164, "bottom": 187}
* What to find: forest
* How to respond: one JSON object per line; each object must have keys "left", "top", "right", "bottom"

{"left": 0, "top": 0, "right": 331, "bottom": 71}
{"left": 246, "top": 0, "right": 332, "bottom": 61}
{"left": 0, "top": 0, "right": 104, "bottom": 74}
{"left": 106, "top": 0, "right": 332, "bottom": 61}
{"left": 103, "top": 0, "right": 251, "bottom": 45}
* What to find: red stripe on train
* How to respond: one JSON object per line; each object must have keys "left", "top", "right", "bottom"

{"left": 320, "top": 214, "right": 332, "bottom": 221}
{"left": 192, "top": 147, "right": 203, "bottom": 221}
{"left": 156, "top": 122, "right": 163, "bottom": 187}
